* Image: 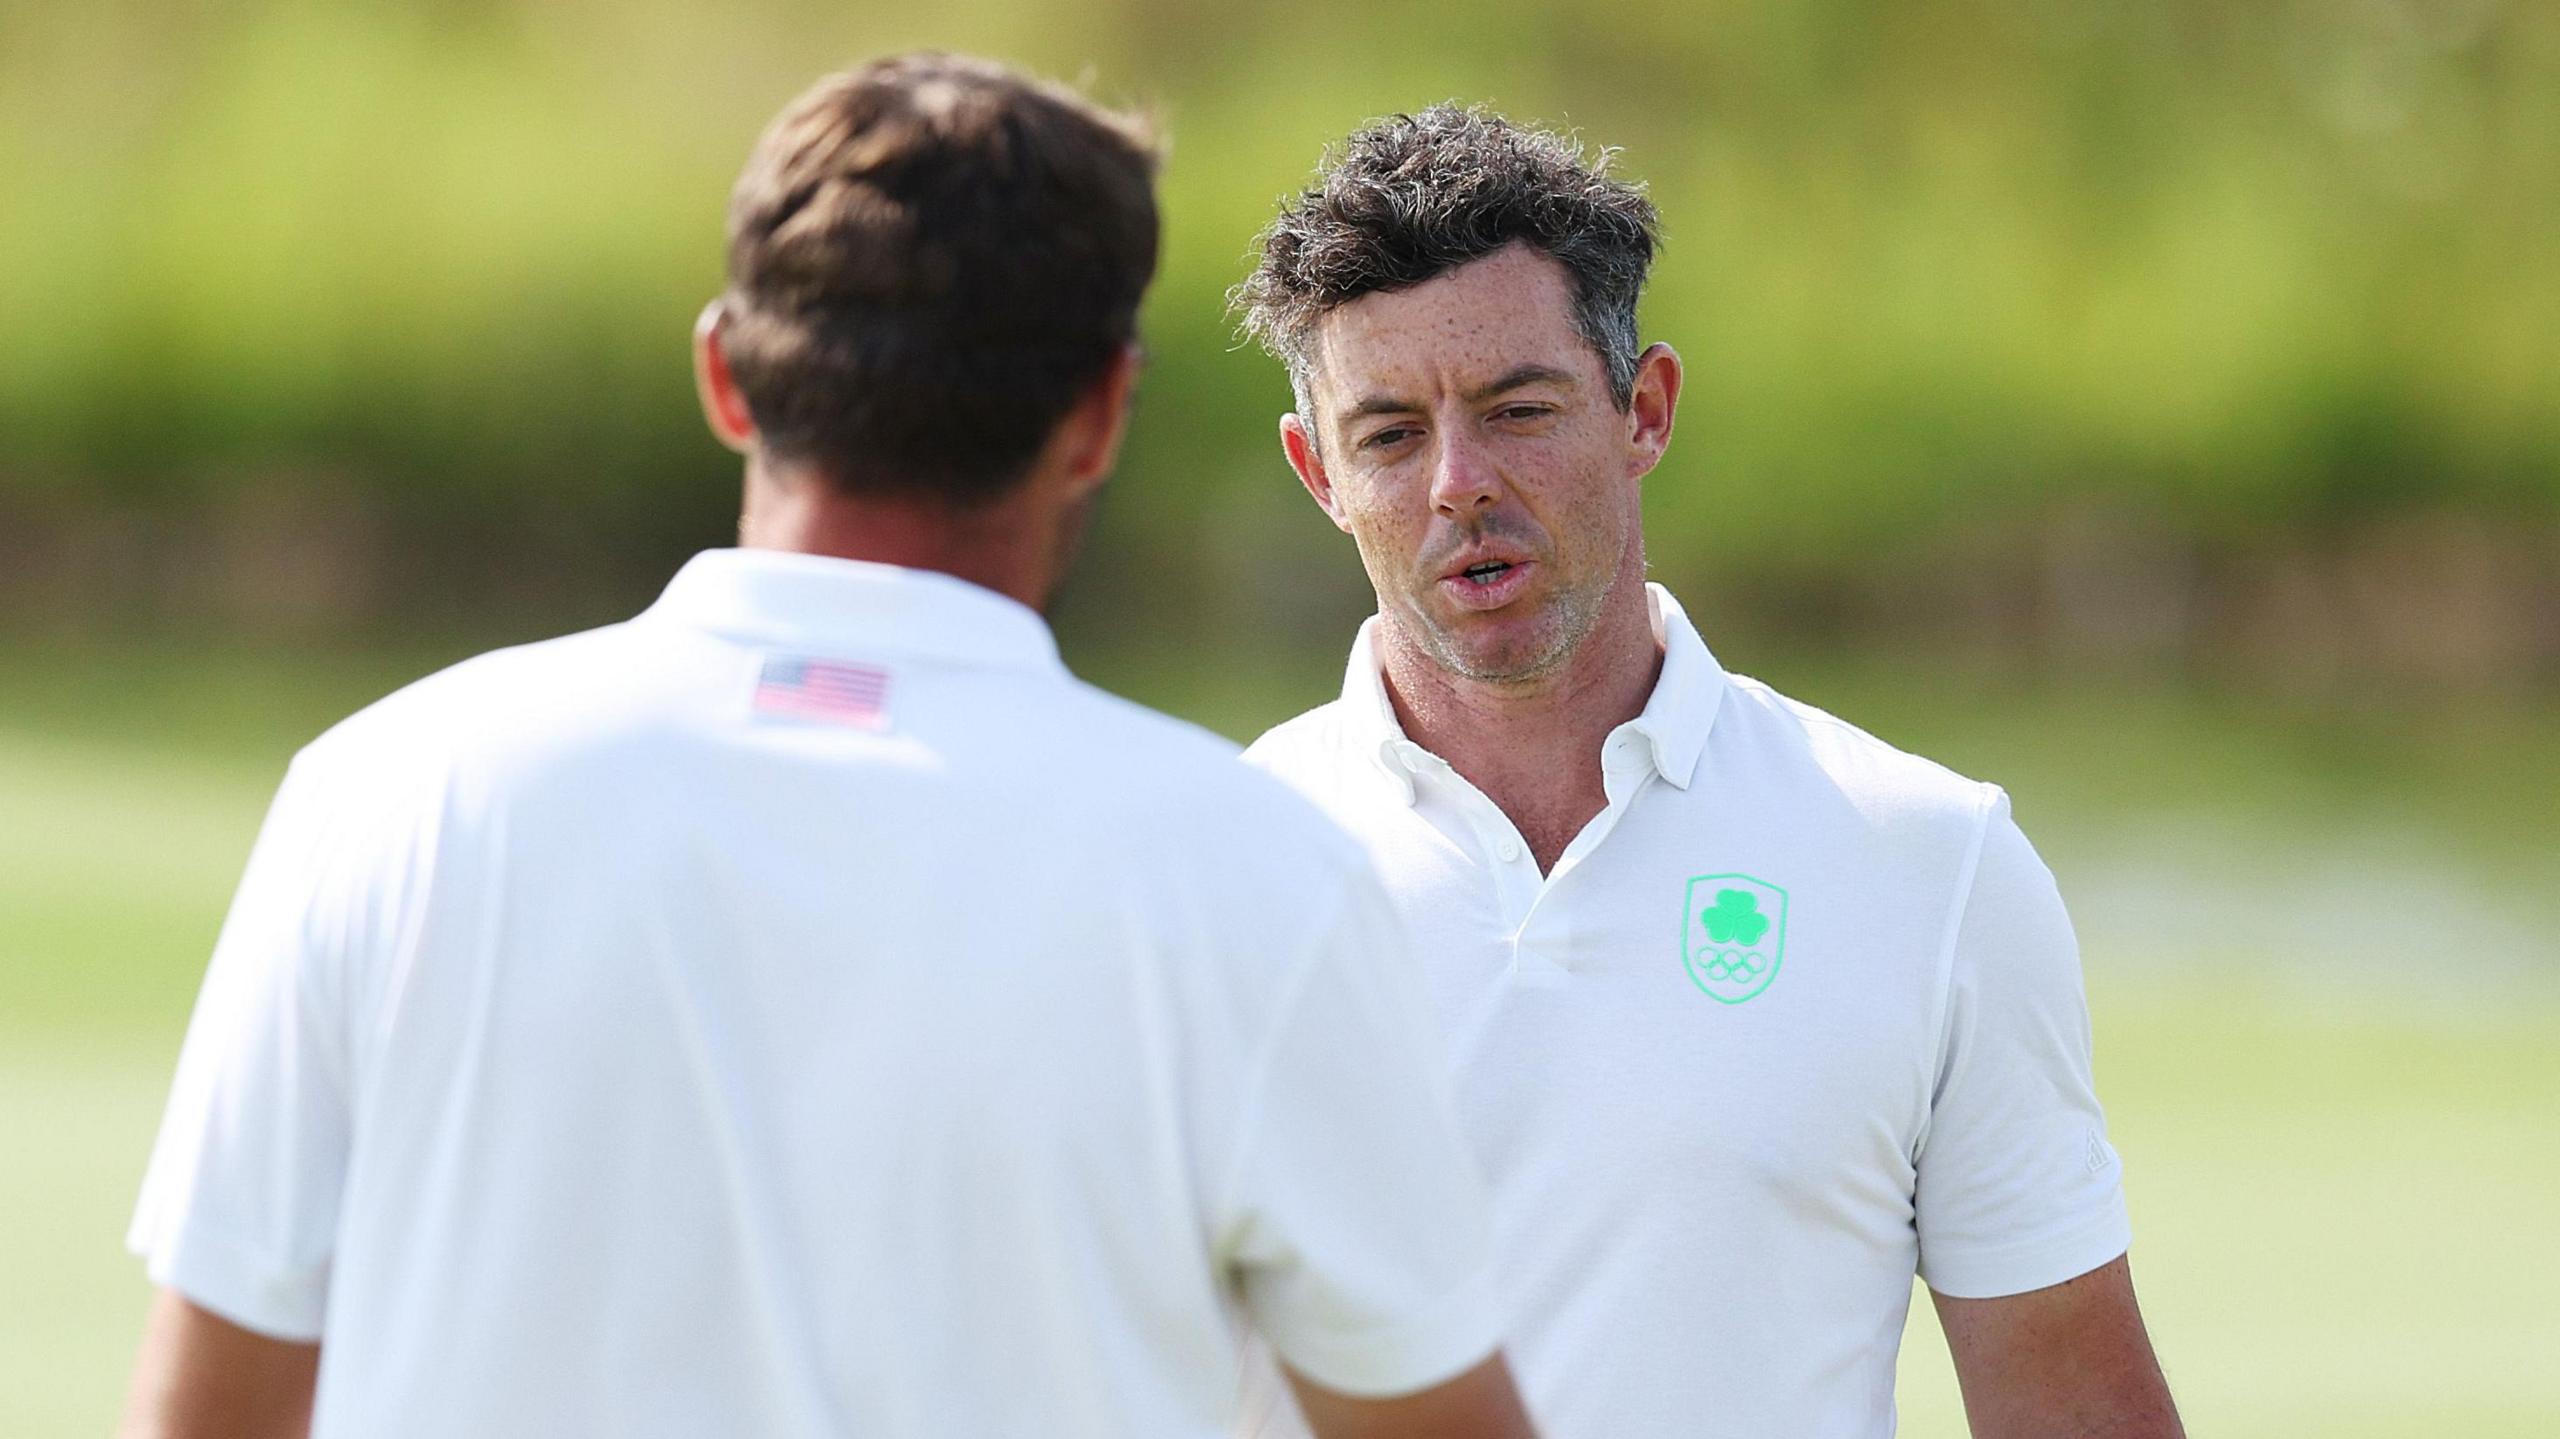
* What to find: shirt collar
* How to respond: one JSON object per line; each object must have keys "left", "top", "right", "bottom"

{"left": 638, "top": 548, "right": 1063, "bottom": 673}
{"left": 1338, "top": 582, "right": 1727, "bottom": 805}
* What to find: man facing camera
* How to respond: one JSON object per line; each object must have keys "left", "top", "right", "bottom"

{"left": 1231, "top": 106, "right": 2181, "bottom": 1438}
{"left": 119, "top": 57, "right": 1533, "bottom": 1439}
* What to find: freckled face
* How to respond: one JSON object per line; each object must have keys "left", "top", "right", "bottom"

{"left": 1301, "top": 244, "right": 1647, "bottom": 684}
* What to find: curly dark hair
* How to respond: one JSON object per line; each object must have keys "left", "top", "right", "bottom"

{"left": 1230, "top": 104, "right": 1660, "bottom": 420}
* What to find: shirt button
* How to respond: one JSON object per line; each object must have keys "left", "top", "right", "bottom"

{"left": 1497, "top": 838, "right": 1523, "bottom": 863}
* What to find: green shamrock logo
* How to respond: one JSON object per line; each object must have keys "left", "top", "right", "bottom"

{"left": 1699, "top": 888, "right": 1769, "bottom": 947}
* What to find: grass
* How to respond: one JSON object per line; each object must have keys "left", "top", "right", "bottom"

{"left": 1900, "top": 983, "right": 2560, "bottom": 1436}
{"left": 0, "top": 1034, "right": 169, "bottom": 1435}
{"left": 4, "top": 638, "right": 2555, "bottom": 1435}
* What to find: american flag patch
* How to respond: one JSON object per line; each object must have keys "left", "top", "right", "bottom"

{"left": 753, "top": 655, "right": 890, "bottom": 728}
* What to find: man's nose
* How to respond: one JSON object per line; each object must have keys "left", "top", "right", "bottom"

{"left": 1428, "top": 426, "right": 1500, "bottom": 517}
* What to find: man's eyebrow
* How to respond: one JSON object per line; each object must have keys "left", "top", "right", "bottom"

{"left": 1339, "top": 364, "right": 1580, "bottom": 422}
{"left": 1344, "top": 392, "right": 1420, "bottom": 421}
{"left": 1466, "top": 364, "right": 1578, "bottom": 402}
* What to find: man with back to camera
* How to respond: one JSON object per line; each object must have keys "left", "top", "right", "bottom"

{"left": 1228, "top": 106, "right": 2184, "bottom": 1437}
{"left": 117, "top": 56, "right": 1538, "bottom": 1439}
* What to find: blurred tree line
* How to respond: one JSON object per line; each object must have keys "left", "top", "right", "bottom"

{"left": 1, "top": 0, "right": 2552, "bottom": 687}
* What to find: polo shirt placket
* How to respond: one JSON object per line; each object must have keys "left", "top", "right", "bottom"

{"left": 1356, "top": 595, "right": 1725, "bottom": 990}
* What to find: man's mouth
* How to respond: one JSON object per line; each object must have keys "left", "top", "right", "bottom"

{"left": 1437, "top": 556, "right": 1535, "bottom": 610}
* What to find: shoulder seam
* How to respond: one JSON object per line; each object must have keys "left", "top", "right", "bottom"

{"left": 1912, "top": 781, "right": 2006, "bottom": 1164}
{"left": 1732, "top": 675, "right": 1912, "bottom": 755}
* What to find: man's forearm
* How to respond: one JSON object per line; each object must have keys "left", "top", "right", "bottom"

{"left": 1934, "top": 1254, "right": 2184, "bottom": 1439}
{"left": 120, "top": 1289, "right": 320, "bottom": 1439}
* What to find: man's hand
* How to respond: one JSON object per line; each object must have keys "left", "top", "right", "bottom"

{"left": 119, "top": 1289, "right": 319, "bottom": 1439}
{"left": 1934, "top": 1253, "right": 2182, "bottom": 1438}
{"left": 1285, "top": 1352, "right": 1538, "bottom": 1439}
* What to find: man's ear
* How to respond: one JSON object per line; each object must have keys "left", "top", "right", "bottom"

{"left": 1055, "top": 342, "right": 1144, "bottom": 497}
{"left": 1280, "top": 412, "right": 1353, "bottom": 534}
{"left": 1625, "top": 341, "right": 1682, "bottom": 480}
{"left": 694, "top": 301, "right": 757, "bottom": 454}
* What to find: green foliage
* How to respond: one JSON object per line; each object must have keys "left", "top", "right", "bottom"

{"left": 1, "top": 0, "right": 2553, "bottom": 579}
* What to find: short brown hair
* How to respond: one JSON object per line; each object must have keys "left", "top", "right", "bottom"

{"left": 720, "top": 54, "right": 1160, "bottom": 505}
{"left": 1232, "top": 105, "right": 1658, "bottom": 414}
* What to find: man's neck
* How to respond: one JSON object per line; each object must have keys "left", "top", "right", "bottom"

{"left": 737, "top": 457, "right": 1055, "bottom": 610}
{"left": 1377, "top": 579, "right": 1664, "bottom": 873}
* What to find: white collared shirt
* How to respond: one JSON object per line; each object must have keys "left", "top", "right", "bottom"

{"left": 131, "top": 548, "right": 1500, "bottom": 1438}
{"left": 1241, "top": 584, "right": 2131, "bottom": 1438}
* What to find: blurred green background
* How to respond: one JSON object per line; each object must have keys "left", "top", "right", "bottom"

{"left": 2, "top": 0, "right": 2554, "bottom": 1433}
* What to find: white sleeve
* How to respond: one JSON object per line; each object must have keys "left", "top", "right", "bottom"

{"left": 1219, "top": 876, "right": 1502, "bottom": 1398}
{"left": 1913, "top": 790, "right": 2132, "bottom": 1299}
{"left": 126, "top": 753, "right": 358, "bottom": 1341}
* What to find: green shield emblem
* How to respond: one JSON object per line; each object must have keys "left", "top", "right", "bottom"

{"left": 1681, "top": 874, "right": 1787, "bottom": 1004}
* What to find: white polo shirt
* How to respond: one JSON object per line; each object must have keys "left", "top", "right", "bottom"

{"left": 1240, "top": 585, "right": 2130, "bottom": 1437}
{"left": 131, "top": 548, "right": 1501, "bottom": 1438}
